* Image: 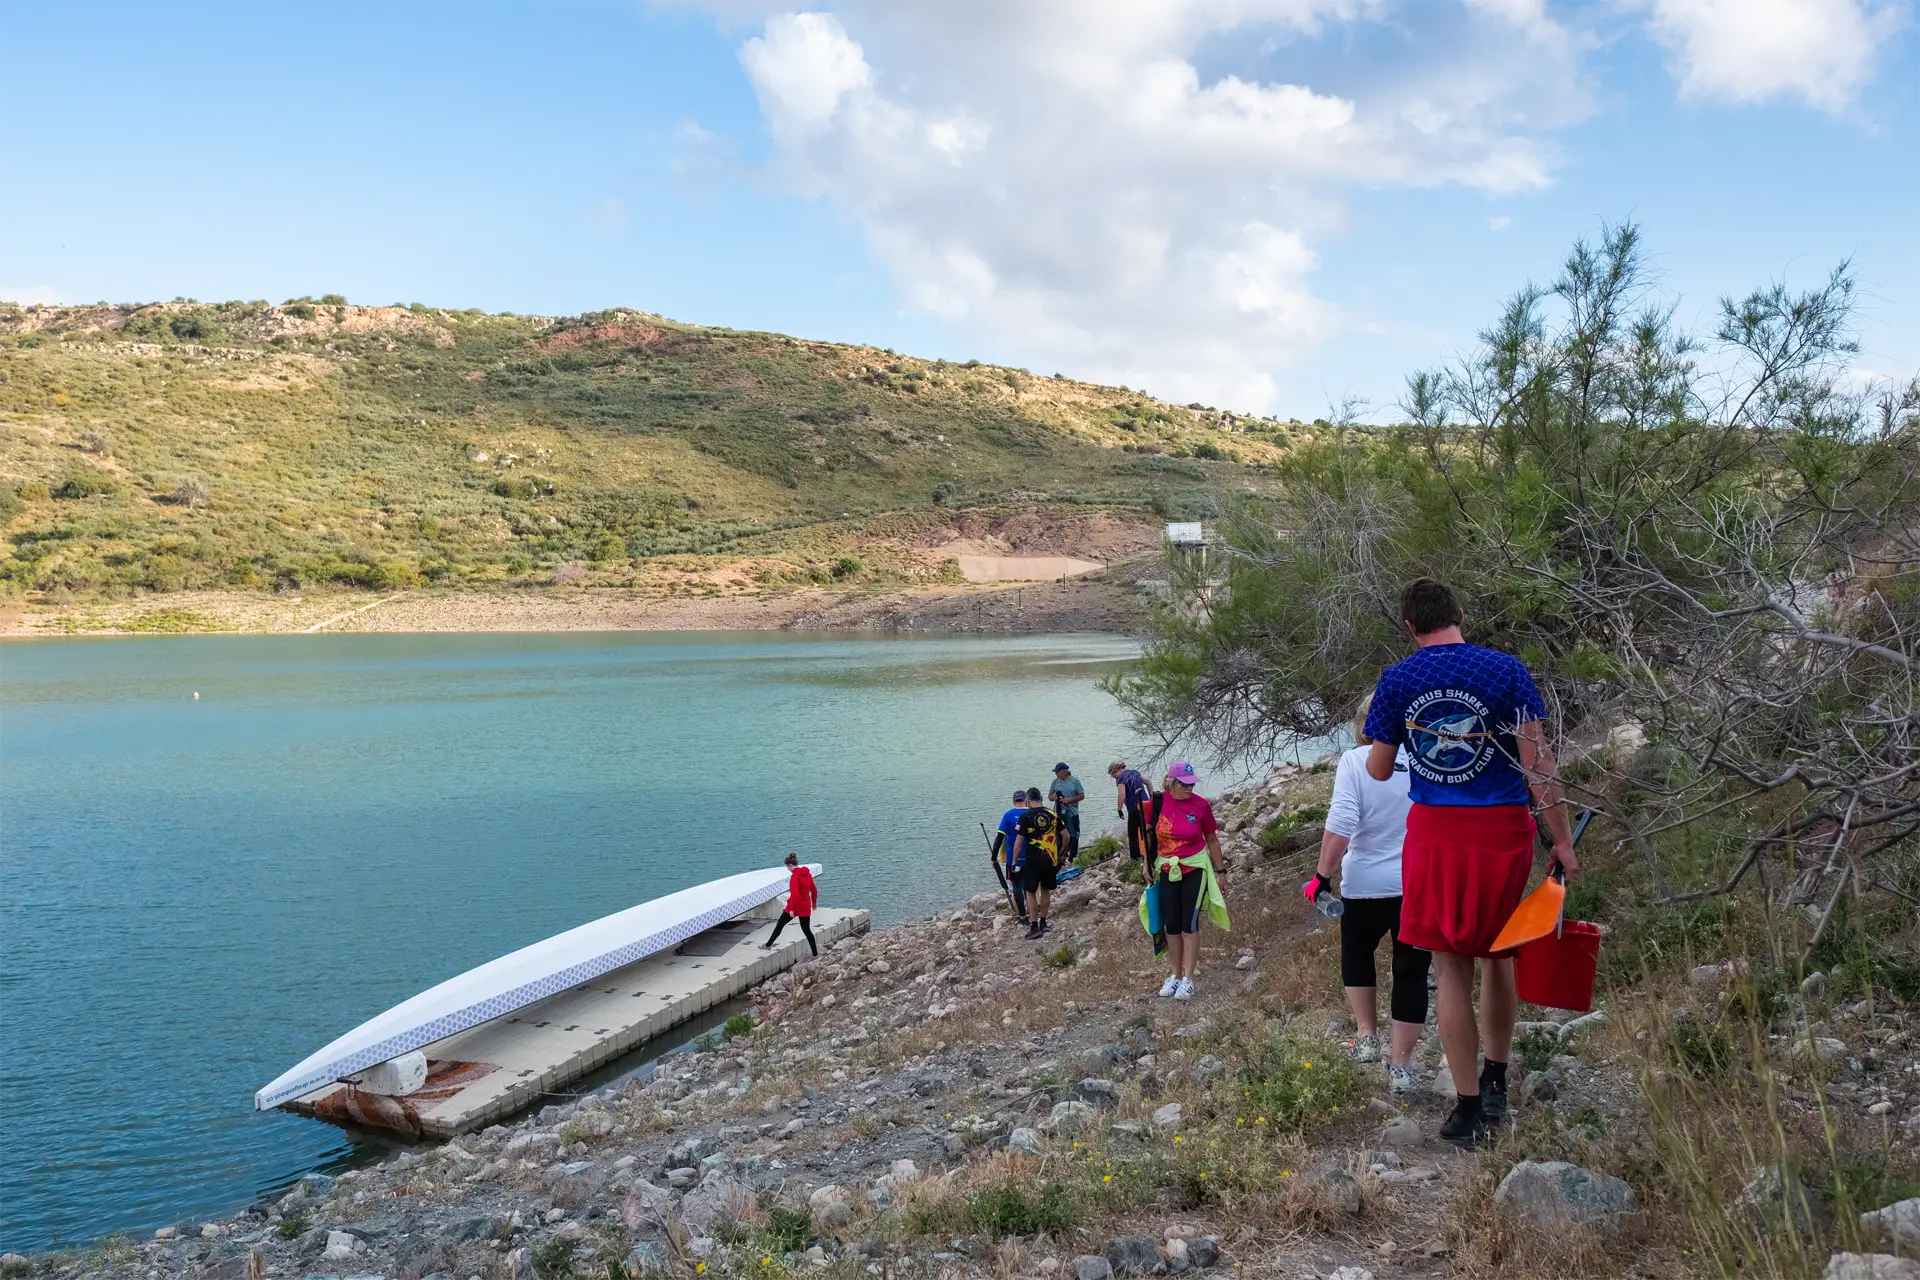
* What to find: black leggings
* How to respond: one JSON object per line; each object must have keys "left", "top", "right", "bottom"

{"left": 768, "top": 912, "right": 816, "bottom": 956}
{"left": 1338, "top": 896, "right": 1430, "bottom": 1025}
{"left": 1125, "top": 807, "right": 1157, "bottom": 861}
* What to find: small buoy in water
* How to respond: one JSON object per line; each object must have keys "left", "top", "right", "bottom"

{"left": 193, "top": 692, "right": 200, "bottom": 700}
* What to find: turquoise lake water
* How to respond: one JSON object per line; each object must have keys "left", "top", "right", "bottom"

{"left": 0, "top": 630, "right": 1162, "bottom": 1252}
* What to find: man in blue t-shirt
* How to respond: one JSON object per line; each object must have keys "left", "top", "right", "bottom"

{"left": 993, "top": 791, "right": 1030, "bottom": 924}
{"left": 1363, "top": 577, "right": 1576, "bottom": 1150}
{"left": 1049, "top": 763, "right": 1086, "bottom": 862}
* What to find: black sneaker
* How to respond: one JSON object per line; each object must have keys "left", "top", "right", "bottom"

{"left": 1439, "top": 1101, "right": 1490, "bottom": 1151}
{"left": 1038, "top": 918, "right": 1051, "bottom": 935}
{"left": 1480, "top": 1077, "right": 1510, "bottom": 1124}
{"left": 1024, "top": 921, "right": 1044, "bottom": 940}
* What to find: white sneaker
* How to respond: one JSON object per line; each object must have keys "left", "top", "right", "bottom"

{"left": 1388, "top": 1064, "right": 1417, "bottom": 1094}
{"left": 1173, "top": 977, "right": 1195, "bottom": 1001}
{"left": 1348, "top": 1033, "right": 1383, "bottom": 1063}
{"left": 1158, "top": 974, "right": 1180, "bottom": 998}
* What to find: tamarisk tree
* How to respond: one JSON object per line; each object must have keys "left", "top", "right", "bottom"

{"left": 1112, "top": 222, "right": 1920, "bottom": 948}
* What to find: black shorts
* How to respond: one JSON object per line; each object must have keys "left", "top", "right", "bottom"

{"left": 1021, "top": 858, "right": 1058, "bottom": 894}
{"left": 1338, "top": 895, "right": 1431, "bottom": 1025}
{"left": 1155, "top": 870, "right": 1205, "bottom": 935}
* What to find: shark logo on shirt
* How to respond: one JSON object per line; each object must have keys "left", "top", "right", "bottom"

{"left": 1404, "top": 688, "right": 1498, "bottom": 786}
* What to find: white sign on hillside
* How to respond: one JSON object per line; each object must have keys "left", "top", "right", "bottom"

{"left": 1164, "top": 522, "right": 1206, "bottom": 545}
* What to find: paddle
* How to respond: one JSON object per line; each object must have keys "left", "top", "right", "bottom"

{"left": 1492, "top": 808, "right": 1596, "bottom": 952}
{"left": 980, "top": 821, "right": 1020, "bottom": 916}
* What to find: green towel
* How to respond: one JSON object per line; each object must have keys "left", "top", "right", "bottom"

{"left": 1139, "top": 852, "right": 1230, "bottom": 937}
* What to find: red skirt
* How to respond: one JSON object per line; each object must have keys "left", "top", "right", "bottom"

{"left": 1400, "top": 803, "right": 1535, "bottom": 959}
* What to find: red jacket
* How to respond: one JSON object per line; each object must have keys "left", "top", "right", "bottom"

{"left": 786, "top": 865, "right": 817, "bottom": 916}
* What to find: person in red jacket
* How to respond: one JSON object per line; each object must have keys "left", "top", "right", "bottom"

{"left": 761, "top": 852, "right": 818, "bottom": 956}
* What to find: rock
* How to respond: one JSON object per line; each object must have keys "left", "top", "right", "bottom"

{"left": 1795, "top": 1037, "right": 1850, "bottom": 1064}
{"left": 1073, "top": 1256, "right": 1115, "bottom": 1280}
{"left": 1519, "top": 1073, "right": 1559, "bottom": 1104}
{"left": 1560, "top": 1010, "right": 1607, "bottom": 1038}
{"left": 322, "top": 1231, "right": 362, "bottom": 1262}
{"left": 1045, "top": 1100, "right": 1096, "bottom": 1133}
{"left": 1376, "top": 1116, "right": 1423, "bottom": 1148}
{"left": 888, "top": 1158, "right": 921, "bottom": 1184}
{"left": 1690, "top": 963, "right": 1730, "bottom": 988}
{"left": 1108, "top": 1120, "right": 1146, "bottom": 1140}
{"left": 1825, "top": 1255, "right": 1920, "bottom": 1280}
{"left": 869, "top": 1183, "right": 893, "bottom": 1211}
{"left": 1494, "top": 1161, "right": 1644, "bottom": 1237}
{"left": 627, "top": 1242, "right": 670, "bottom": 1275}
{"left": 665, "top": 1166, "right": 698, "bottom": 1188}
{"left": 503, "top": 1131, "right": 562, "bottom": 1160}
{"left": 1804, "top": 971, "right": 1832, "bottom": 1000}
{"left": 1329, "top": 1268, "right": 1375, "bottom": 1280}
{"left": 1734, "top": 1164, "right": 1823, "bottom": 1237}
{"left": 679, "top": 1171, "right": 755, "bottom": 1235}
{"left": 1317, "top": 1169, "right": 1363, "bottom": 1215}
{"left": 809, "top": 1184, "right": 853, "bottom": 1233}
{"left": 551, "top": 1169, "right": 606, "bottom": 1210}
{"left": 1860, "top": 1198, "right": 1920, "bottom": 1256}
{"left": 943, "top": 1133, "right": 967, "bottom": 1157}
{"left": 780, "top": 1118, "right": 805, "bottom": 1138}
{"left": 1234, "top": 953, "right": 1256, "bottom": 970}
{"left": 1009, "top": 1127, "right": 1043, "bottom": 1155}
{"left": 446, "top": 1214, "right": 511, "bottom": 1244}
{"left": 299, "top": 1173, "right": 336, "bottom": 1196}
{"left": 506, "top": 1247, "right": 535, "bottom": 1280}
{"left": 1077, "top": 1078, "right": 1119, "bottom": 1107}
{"left": 686, "top": 1238, "right": 715, "bottom": 1260}
{"left": 1104, "top": 1235, "right": 1162, "bottom": 1276}
{"left": 0, "top": 1256, "right": 27, "bottom": 1272}
{"left": 1152, "top": 1102, "right": 1184, "bottom": 1130}
{"left": 576, "top": 1109, "right": 616, "bottom": 1138}
{"left": 1186, "top": 1238, "right": 1219, "bottom": 1268}
{"left": 1193, "top": 1054, "right": 1223, "bottom": 1081}
{"left": 1433, "top": 1066, "right": 1455, "bottom": 1097}
{"left": 868, "top": 960, "right": 891, "bottom": 975}
{"left": 1081, "top": 1044, "right": 1127, "bottom": 1072}
{"left": 1173, "top": 1020, "right": 1211, "bottom": 1040}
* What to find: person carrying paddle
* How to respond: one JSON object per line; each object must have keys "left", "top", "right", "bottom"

{"left": 1012, "top": 786, "right": 1063, "bottom": 940}
{"left": 1307, "top": 693, "right": 1428, "bottom": 1094}
{"left": 1145, "top": 760, "right": 1227, "bottom": 1000}
{"left": 761, "top": 852, "right": 819, "bottom": 956}
{"left": 1108, "top": 761, "right": 1155, "bottom": 863}
{"left": 993, "top": 790, "right": 1032, "bottom": 925}
{"left": 1363, "top": 578, "right": 1576, "bottom": 1149}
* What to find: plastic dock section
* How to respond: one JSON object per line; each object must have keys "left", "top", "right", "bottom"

{"left": 285, "top": 905, "right": 868, "bottom": 1138}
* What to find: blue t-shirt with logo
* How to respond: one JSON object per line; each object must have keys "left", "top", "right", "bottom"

{"left": 1363, "top": 643, "right": 1547, "bottom": 807}
{"left": 1115, "top": 768, "right": 1151, "bottom": 812}
{"left": 997, "top": 807, "right": 1025, "bottom": 867}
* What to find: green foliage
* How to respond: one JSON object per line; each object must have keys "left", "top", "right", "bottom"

{"left": 1118, "top": 859, "right": 1146, "bottom": 886}
{"left": 967, "top": 1179, "right": 1077, "bottom": 1236}
{"left": 275, "top": 1213, "right": 308, "bottom": 1239}
{"left": 0, "top": 480, "right": 23, "bottom": 520}
{"left": 1239, "top": 1030, "right": 1366, "bottom": 1133}
{"left": 1042, "top": 941, "right": 1077, "bottom": 969}
{"left": 760, "top": 1206, "right": 811, "bottom": 1253}
{"left": 54, "top": 468, "right": 115, "bottom": 499}
{"left": 1513, "top": 1027, "right": 1558, "bottom": 1073}
{"left": 723, "top": 1012, "right": 754, "bottom": 1038}
{"left": 1256, "top": 803, "right": 1327, "bottom": 851}
{"left": 1074, "top": 833, "right": 1122, "bottom": 867}
{"left": 532, "top": 1236, "right": 576, "bottom": 1280}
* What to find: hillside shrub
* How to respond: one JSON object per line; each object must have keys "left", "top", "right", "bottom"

{"left": 968, "top": 1179, "right": 1076, "bottom": 1235}
{"left": 54, "top": 469, "right": 116, "bottom": 499}
{"left": 1239, "top": 1030, "right": 1365, "bottom": 1133}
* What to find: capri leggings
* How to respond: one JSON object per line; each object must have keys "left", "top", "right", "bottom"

{"left": 1338, "top": 895, "right": 1431, "bottom": 1025}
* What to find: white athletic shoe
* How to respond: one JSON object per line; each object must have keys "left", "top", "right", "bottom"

{"left": 1388, "top": 1064, "right": 1417, "bottom": 1094}
{"left": 1348, "top": 1033, "right": 1383, "bottom": 1063}
{"left": 1173, "top": 977, "right": 1195, "bottom": 1001}
{"left": 1158, "top": 974, "right": 1181, "bottom": 998}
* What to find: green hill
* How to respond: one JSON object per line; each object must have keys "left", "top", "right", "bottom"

{"left": 0, "top": 300, "right": 1297, "bottom": 600}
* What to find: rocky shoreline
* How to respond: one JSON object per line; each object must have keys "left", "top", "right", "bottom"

{"left": 11, "top": 761, "right": 1919, "bottom": 1280}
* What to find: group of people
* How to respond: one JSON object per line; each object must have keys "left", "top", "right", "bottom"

{"left": 982, "top": 577, "right": 1576, "bottom": 1151}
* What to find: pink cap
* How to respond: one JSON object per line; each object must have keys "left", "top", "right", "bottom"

{"left": 1168, "top": 760, "right": 1198, "bottom": 785}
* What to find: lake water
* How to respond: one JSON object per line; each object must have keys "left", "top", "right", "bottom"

{"left": 0, "top": 630, "right": 1159, "bottom": 1252}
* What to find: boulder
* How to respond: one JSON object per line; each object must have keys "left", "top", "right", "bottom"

{"left": 1825, "top": 1256, "right": 1920, "bottom": 1280}
{"left": 1375, "top": 1116, "right": 1423, "bottom": 1148}
{"left": 888, "top": 1158, "right": 921, "bottom": 1184}
{"left": 620, "top": 1183, "right": 673, "bottom": 1233}
{"left": 1081, "top": 1044, "right": 1127, "bottom": 1072}
{"left": 503, "top": 1131, "right": 562, "bottom": 1160}
{"left": 809, "top": 1184, "right": 854, "bottom": 1233}
{"left": 1073, "top": 1256, "right": 1115, "bottom": 1280}
{"left": 1494, "top": 1161, "right": 1644, "bottom": 1237}
{"left": 1186, "top": 1238, "right": 1219, "bottom": 1268}
{"left": 1861, "top": 1199, "right": 1920, "bottom": 1257}
{"left": 1008, "top": 1127, "right": 1043, "bottom": 1156}
{"left": 678, "top": 1171, "right": 754, "bottom": 1235}
{"left": 1076, "top": 1078, "right": 1119, "bottom": 1107}
{"left": 1045, "top": 1100, "right": 1097, "bottom": 1133}
{"left": 551, "top": 1168, "right": 606, "bottom": 1211}
{"left": 1316, "top": 1168, "right": 1363, "bottom": 1215}
{"left": 1105, "top": 1235, "right": 1162, "bottom": 1276}
{"left": 321, "top": 1231, "right": 361, "bottom": 1262}
{"left": 1152, "top": 1103, "right": 1184, "bottom": 1130}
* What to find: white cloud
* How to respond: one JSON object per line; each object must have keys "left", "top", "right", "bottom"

{"left": 733, "top": 3, "right": 1590, "bottom": 410}
{"left": 0, "top": 284, "right": 68, "bottom": 305}
{"left": 1640, "top": 0, "right": 1898, "bottom": 112}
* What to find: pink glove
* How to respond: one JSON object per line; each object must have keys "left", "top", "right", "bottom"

{"left": 1302, "top": 874, "right": 1331, "bottom": 903}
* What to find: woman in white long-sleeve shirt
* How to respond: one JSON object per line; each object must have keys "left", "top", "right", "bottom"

{"left": 1306, "top": 694, "right": 1431, "bottom": 1093}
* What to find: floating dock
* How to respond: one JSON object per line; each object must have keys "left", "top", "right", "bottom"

{"left": 285, "top": 905, "right": 867, "bottom": 1138}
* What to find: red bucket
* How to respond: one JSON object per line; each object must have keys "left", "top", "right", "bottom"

{"left": 1514, "top": 920, "right": 1601, "bottom": 1013}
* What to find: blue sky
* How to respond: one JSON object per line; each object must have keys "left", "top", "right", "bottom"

{"left": 2, "top": 0, "right": 1914, "bottom": 419}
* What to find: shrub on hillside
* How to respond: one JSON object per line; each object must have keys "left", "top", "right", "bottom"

{"left": 54, "top": 469, "right": 116, "bottom": 499}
